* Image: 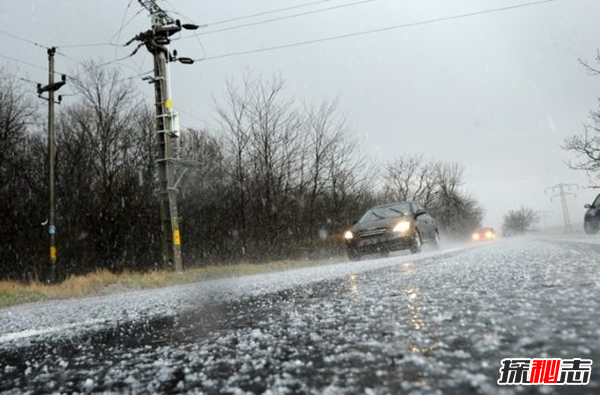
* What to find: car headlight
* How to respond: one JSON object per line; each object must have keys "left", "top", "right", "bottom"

{"left": 344, "top": 230, "right": 354, "bottom": 240}
{"left": 485, "top": 231, "right": 493, "bottom": 239}
{"left": 472, "top": 233, "right": 480, "bottom": 240}
{"left": 393, "top": 221, "right": 411, "bottom": 233}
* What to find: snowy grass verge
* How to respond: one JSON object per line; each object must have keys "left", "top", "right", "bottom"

{"left": 0, "top": 257, "right": 347, "bottom": 309}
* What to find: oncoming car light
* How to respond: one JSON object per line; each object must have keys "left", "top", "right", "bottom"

{"left": 393, "top": 221, "right": 411, "bottom": 233}
{"left": 486, "top": 231, "right": 494, "bottom": 239}
{"left": 344, "top": 230, "right": 354, "bottom": 240}
{"left": 472, "top": 233, "right": 480, "bottom": 240}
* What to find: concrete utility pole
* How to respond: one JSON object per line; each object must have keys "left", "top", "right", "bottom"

{"left": 37, "top": 47, "right": 66, "bottom": 280}
{"left": 545, "top": 183, "right": 580, "bottom": 233}
{"left": 127, "top": 0, "right": 198, "bottom": 271}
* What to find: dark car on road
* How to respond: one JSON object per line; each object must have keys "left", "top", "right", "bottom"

{"left": 344, "top": 201, "right": 440, "bottom": 260}
{"left": 584, "top": 193, "right": 600, "bottom": 234}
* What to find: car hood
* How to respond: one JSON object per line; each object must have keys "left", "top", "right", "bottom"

{"left": 351, "top": 215, "right": 409, "bottom": 232}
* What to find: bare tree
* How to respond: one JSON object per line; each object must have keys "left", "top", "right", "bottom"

{"left": 302, "top": 100, "right": 348, "bottom": 231}
{"left": 57, "top": 61, "right": 157, "bottom": 272}
{"left": 326, "top": 134, "right": 377, "bottom": 225}
{"left": 502, "top": 206, "right": 540, "bottom": 235}
{"left": 382, "top": 156, "right": 484, "bottom": 238}
{"left": 429, "top": 162, "right": 484, "bottom": 237}
{"left": 0, "top": 67, "right": 43, "bottom": 281}
{"left": 383, "top": 156, "right": 437, "bottom": 205}
{"left": 216, "top": 77, "right": 253, "bottom": 256}
{"left": 66, "top": 62, "right": 145, "bottom": 191}
{"left": 175, "top": 128, "right": 228, "bottom": 261}
{"left": 0, "top": 68, "right": 36, "bottom": 177}
{"left": 563, "top": 53, "right": 600, "bottom": 184}
{"left": 214, "top": 73, "right": 375, "bottom": 260}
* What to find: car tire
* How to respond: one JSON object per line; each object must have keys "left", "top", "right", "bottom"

{"left": 348, "top": 250, "right": 361, "bottom": 261}
{"left": 410, "top": 229, "right": 422, "bottom": 254}
{"left": 584, "top": 220, "right": 599, "bottom": 235}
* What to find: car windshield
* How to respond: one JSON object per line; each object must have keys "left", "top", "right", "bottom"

{"left": 359, "top": 203, "right": 410, "bottom": 223}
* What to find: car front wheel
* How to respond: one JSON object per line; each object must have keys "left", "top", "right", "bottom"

{"left": 410, "top": 229, "right": 422, "bottom": 254}
{"left": 348, "top": 250, "right": 361, "bottom": 261}
{"left": 584, "top": 219, "right": 599, "bottom": 235}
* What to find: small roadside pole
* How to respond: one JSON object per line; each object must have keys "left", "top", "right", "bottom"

{"left": 37, "top": 47, "right": 66, "bottom": 282}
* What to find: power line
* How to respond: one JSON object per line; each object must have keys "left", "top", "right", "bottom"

{"left": 0, "top": 29, "right": 49, "bottom": 49}
{"left": 162, "top": 0, "right": 208, "bottom": 59}
{"left": 173, "top": 106, "right": 206, "bottom": 125}
{"left": 182, "top": 0, "right": 379, "bottom": 38}
{"left": 205, "top": 0, "right": 343, "bottom": 26}
{"left": 97, "top": 54, "right": 145, "bottom": 74}
{"left": 56, "top": 5, "right": 144, "bottom": 50}
{"left": 113, "top": 0, "right": 135, "bottom": 44}
{"left": 0, "top": 50, "right": 146, "bottom": 84}
{"left": 55, "top": 5, "right": 150, "bottom": 80}
{"left": 0, "top": 31, "right": 67, "bottom": 75}
{"left": 54, "top": 42, "right": 122, "bottom": 49}
{"left": 56, "top": 50, "right": 124, "bottom": 69}
{"left": 55, "top": 49, "right": 141, "bottom": 80}
{"left": 54, "top": 50, "right": 83, "bottom": 65}
{"left": 18, "top": 76, "right": 39, "bottom": 85}
{"left": 0, "top": 53, "right": 60, "bottom": 74}
{"left": 111, "top": 5, "right": 145, "bottom": 48}
{"left": 194, "top": 0, "right": 559, "bottom": 62}
{"left": 118, "top": 69, "right": 153, "bottom": 82}
{"left": 0, "top": 30, "right": 82, "bottom": 90}
{"left": 1, "top": 0, "right": 560, "bottom": 75}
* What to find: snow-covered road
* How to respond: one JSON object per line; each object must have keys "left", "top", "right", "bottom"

{"left": 1, "top": 236, "right": 599, "bottom": 394}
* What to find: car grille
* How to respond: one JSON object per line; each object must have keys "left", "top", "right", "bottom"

{"left": 357, "top": 228, "right": 387, "bottom": 239}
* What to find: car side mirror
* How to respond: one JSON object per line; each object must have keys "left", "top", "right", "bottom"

{"left": 415, "top": 209, "right": 427, "bottom": 218}
{"left": 584, "top": 204, "right": 591, "bottom": 209}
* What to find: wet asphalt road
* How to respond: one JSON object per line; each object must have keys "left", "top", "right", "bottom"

{"left": 1, "top": 236, "right": 599, "bottom": 395}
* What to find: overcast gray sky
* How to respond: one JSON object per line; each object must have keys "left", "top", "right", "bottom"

{"left": 2, "top": 0, "right": 599, "bottom": 229}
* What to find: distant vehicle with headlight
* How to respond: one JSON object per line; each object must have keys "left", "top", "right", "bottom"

{"left": 344, "top": 202, "right": 440, "bottom": 261}
{"left": 472, "top": 227, "right": 496, "bottom": 241}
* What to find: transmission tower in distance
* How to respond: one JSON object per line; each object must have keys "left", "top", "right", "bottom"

{"left": 545, "top": 183, "right": 580, "bottom": 233}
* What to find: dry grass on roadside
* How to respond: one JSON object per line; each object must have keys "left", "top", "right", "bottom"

{"left": 0, "top": 256, "right": 346, "bottom": 309}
